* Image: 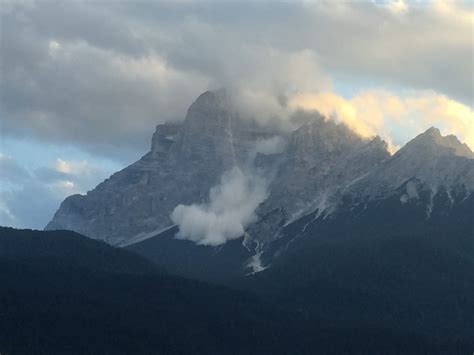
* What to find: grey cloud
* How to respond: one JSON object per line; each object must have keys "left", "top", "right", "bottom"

{"left": 0, "top": 2, "right": 209, "bottom": 160}
{"left": 0, "top": 1, "right": 471, "bottom": 161}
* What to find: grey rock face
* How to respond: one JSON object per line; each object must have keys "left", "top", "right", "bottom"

{"left": 46, "top": 91, "right": 279, "bottom": 246}
{"left": 247, "top": 116, "right": 391, "bottom": 243}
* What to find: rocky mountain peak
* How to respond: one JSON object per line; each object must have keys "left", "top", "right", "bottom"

{"left": 346, "top": 127, "right": 474, "bottom": 201}
{"left": 185, "top": 90, "right": 229, "bottom": 123}
{"left": 288, "top": 116, "right": 364, "bottom": 164}
{"left": 190, "top": 89, "right": 228, "bottom": 108}
{"left": 399, "top": 126, "right": 474, "bottom": 159}
{"left": 423, "top": 126, "right": 442, "bottom": 137}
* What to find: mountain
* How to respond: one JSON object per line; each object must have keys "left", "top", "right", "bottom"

{"left": 47, "top": 90, "right": 473, "bottom": 280}
{"left": 2, "top": 227, "right": 451, "bottom": 355}
{"left": 124, "top": 113, "right": 393, "bottom": 283}
{"left": 35, "top": 90, "right": 474, "bottom": 353}
{"left": 45, "top": 90, "right": 392, "bottom": 249}
{"left": 46, "top": 90, "right": 278, "bottom": 246}
{"left": 123, "top": 93, "right": 474, "bottom": 351}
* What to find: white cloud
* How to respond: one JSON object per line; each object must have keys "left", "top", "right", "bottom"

{"left": 171, "top": 167, "right": 268, "bottom": 246}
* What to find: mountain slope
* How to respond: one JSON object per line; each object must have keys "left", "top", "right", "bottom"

{"left": 0, "top": 227, "right": 161, "bottom": 275}
{"left": 1, "top": 227, "right": 449, "bottom": 355}
{"left": 245, "top": 192, "right": 474, "bottom": 351}
{"left": 125, "top": 225, "right": 253, "bottom": 284}
{"left": 0, "top": 227, "right": 297, "bottom": 354}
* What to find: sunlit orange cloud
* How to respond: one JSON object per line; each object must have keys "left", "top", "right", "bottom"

{"left": 288, "top": 90, "right": 474, "bottom": 154}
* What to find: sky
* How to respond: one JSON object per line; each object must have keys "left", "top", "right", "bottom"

{"left": 0, "top": 0, "right": 473, "bottom": 229}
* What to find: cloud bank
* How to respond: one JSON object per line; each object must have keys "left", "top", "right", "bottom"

{"left": 1, "top": 0, "right": 472, "bottom": 159}
{"left": 171, "top": 167, "right": 268, "bottom": 246}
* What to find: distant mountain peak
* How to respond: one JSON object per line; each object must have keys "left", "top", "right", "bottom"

{"left": 423, "top": 126, "right": 441, "bottom": 137}
{"left": 399, "top": 126, "right": 474, "bottom": 159}
{"left": 190, "top": 89, "right": 228, "bottom": 110}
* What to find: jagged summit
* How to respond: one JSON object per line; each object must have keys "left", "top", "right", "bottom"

{"left": 345, "top": 126, "right": 474, "bottom": 201}
{"left": 398, "top": 126, "right": 474, "bottom": 159}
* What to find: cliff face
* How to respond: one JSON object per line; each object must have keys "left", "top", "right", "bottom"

{"left": 46, "top": 91, "right": 279, "bottom": 246}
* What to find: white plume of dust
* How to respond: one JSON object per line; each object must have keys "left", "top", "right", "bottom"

{"left": 171, "top": 167, "right": 268, "bottom": 246}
